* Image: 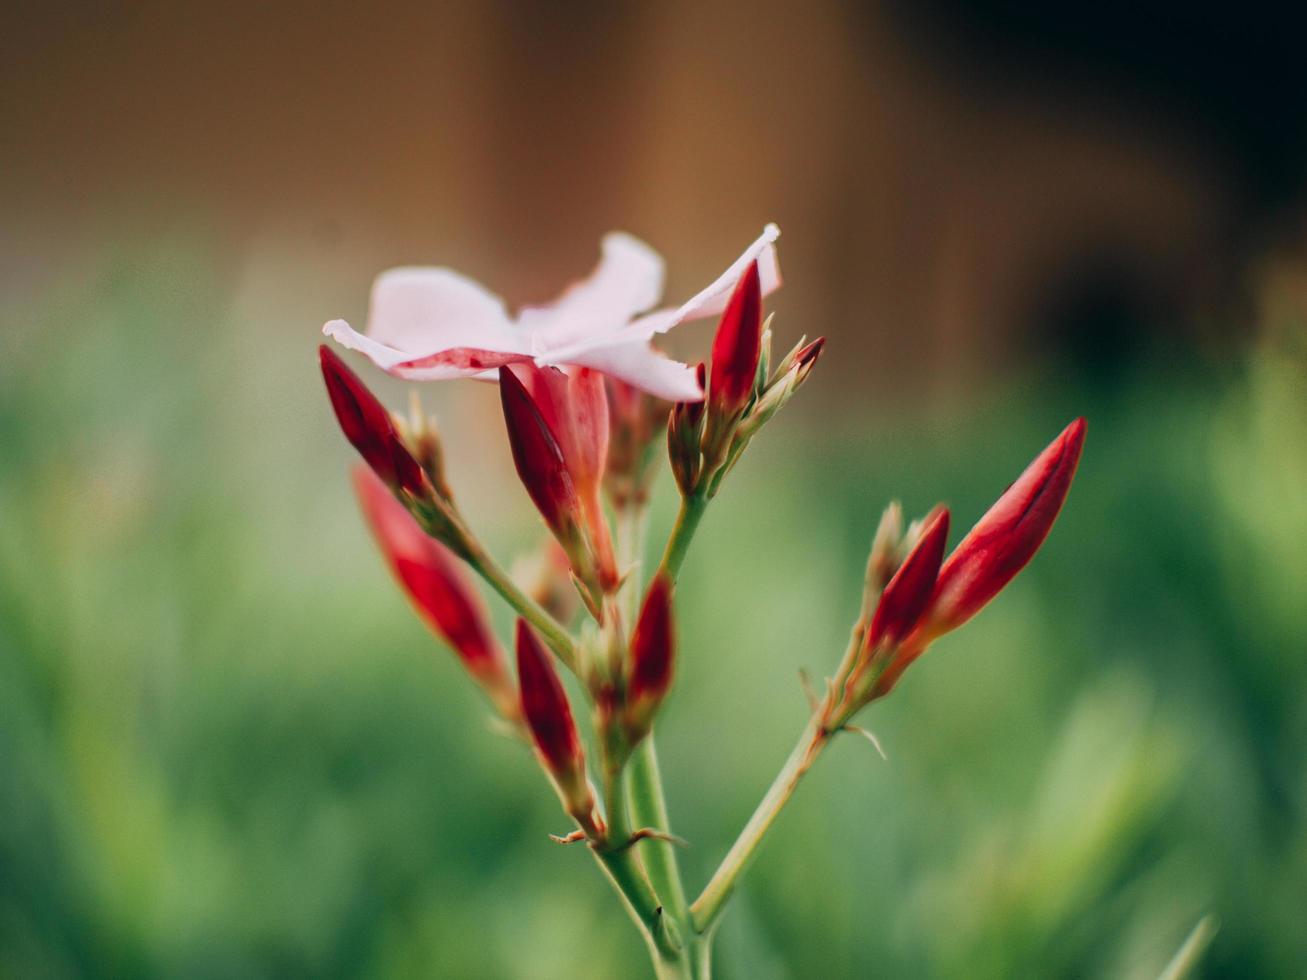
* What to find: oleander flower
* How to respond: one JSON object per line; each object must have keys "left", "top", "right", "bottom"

{"left": 323, "top": 225, "right": 781, "bottom": 402}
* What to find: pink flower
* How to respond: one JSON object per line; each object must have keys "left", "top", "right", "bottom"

{"left": 323, "top": 225, "right": 782, "bottom": 402}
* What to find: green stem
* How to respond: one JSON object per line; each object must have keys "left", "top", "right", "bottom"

{"left": 657, "top": 492, "right": 708, "bottom": 581}
{"left": 628, "top": 737, "right": 690, "bottom": 921}
{"left": 463, "top": 542, "right": 578, "bottom": 673}
{"left": 690, "top": 715, "right": 830, "bottom": 932}
{"left": 617, "top": 500, "right": 702, "bottom": 975}
{"left": 592, "top": 843, "right": 681, "bottom": 963}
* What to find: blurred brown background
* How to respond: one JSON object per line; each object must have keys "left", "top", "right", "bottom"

{"left": 5, "top": 1, "right": 1303, "bottom": 399}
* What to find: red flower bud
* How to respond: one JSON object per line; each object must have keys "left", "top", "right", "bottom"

{"left": 516, "top": 620, "right": 583, "bottom": 774}
{"left": 708, "top": 261, "right": 763, "bottom": 418}
{"left": 320, "top": 345, "right": 427, "bottom": 498}
{"left": 500, "top": 366, "right": 617, "bottom": 600}
{"left": 516, "top": 620, "right": 600, "bottom": 834}
{"left": 793, "top": 337, "right": 826, "bottom": 383}
{"left": 626, "top": 575, "right": 675, "bottom": 741}
{"left": 354, "top": 468, "right": 507, "bottom": 689}
{"left": 865, "top": 506, "right": 949, "bottom": 651}
{"left": 871, "top": 421, "right": 1085, "bottom": 700}
{"left": 510, "top": 364, "right": 610, "bottom": 498}
{"left": 499, "top": 366, "right": 584, "bottom": 541}
{"left": 927, "top": 418, "right": 1086, "bottom": 634}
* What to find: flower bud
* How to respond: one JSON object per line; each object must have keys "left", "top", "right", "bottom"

{"left": 502, "top": 365, "right": 618, "bottom": 600}
{"left": 320, "top": 345, "right": 428, "bottom": 499}
{"left": 872, "top": 419, "right": 1086, "bottom": 698}
{"left": 668, "top": 363, "right": 707, "bottom": 494}
{"left": 624, "top": 575, "right": 675, "bottom": 745}
{"left": 865, "top": 501, "right": 904, "bottom": 596}
{"left": 792, "top": 337, "right": 825, "bottom": 385}
{"left": 865, "top": 506, "right": 949, "bottom": 651}
{"left": 516, "top": 620, "right": 602, "bottom": 836}
{"left": 354, "top": 467, "right": 516, "bottom": 718}
{"left": 708, "top": 261, "right": 763, "bottom": 423}
{"left": 926, "top": 418, "right": 1086, "bottom": 635}
{"left": 401, "top": 392, "right": 455, "bottom": 502}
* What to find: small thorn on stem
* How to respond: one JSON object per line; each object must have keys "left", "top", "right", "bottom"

{"left": 844, "top": 724, "right": 889, "bottom": 760}
{"left": 549, "top": 830, "right": 589, "bottom": 845}
{"left": 798, "top": 669, "right": 820, "bottom": 711}
{"left": 608, "top": 828, "right": 690, "bottom": 853}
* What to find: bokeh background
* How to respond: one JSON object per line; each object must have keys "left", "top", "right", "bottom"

{"left": 3, "top": 2, "right": 1306, "bottom": 977}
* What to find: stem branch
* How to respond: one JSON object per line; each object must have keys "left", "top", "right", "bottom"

{"left": 690, "top": 715, "right": 830, "bottom": 932}
{"left": 463, "top": 542, "right": 578, "bottom": 673}
{"left": 657, "top": 492, "right": 708, "bottom": 582}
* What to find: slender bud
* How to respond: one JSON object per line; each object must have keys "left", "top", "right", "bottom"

{"left": 668, "top": 363, "right": 707, "bottom": 494}
{"left": 500, "top": 366, "right": 581, "bottom": 531}
{"left": 402, "top": 392, "right": 455, "bottom": 502}
{"left": 624, "top": 575, "right": 675, "bottom": 745}
{"left": 927, "top": 418, "right": 1087, "bottom": 635}
{"left": 516, "top": 620, "right": 602, "bottom": 836}
{"left": 865, "top": 506, "right": 949, "bottom": 651}
{"left": 708, "top": 261, "right": 763, "bottom": 421}
{"left": 866, "top": 501, "right": 904, "bottom": 596}
{"left": 354, "top": 467, "right": 515, "bottom": 717}
{"left": 792, "top": 337, "right": 826, "bottom": 385}
{"left": 502, "top": 365, "right": 617, "bottom": 599}
{"left": 499, "top": 366, "right": 607, "bottom": 608}
{"left": 320, "top": 345, "right": 428, "bottom": 499}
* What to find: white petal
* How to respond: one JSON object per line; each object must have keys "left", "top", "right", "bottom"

{"left": 322, "top": 318, "right": 412, "bottom": 369}
{"left": 522, "top": 232, "right": 666, "bottom": 348}
{"left": 323, "top": 320, "right": 531, "bottom": 381}
{"left": 663, "top": 223, "right": 781, "bottom": 328}
{"left": 366, "top": 267, "right": 516, "bottom": 355}
{"left": 566, "top": 224, "right": 782, "bottom": 355}
{"left": 554, "top": 341, "right": 703, "bottom": 402}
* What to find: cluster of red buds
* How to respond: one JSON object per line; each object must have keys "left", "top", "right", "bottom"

{"left": 823, "top": 417, "right": 1086, "bottom": 731}
{"left": 317, "top": 229, "right": 1084, "bottom": 975}
{"left": 668, "top": 263, "right": 824, "bottom": 499}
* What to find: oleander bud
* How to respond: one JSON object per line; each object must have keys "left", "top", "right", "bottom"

{"left": 516, "top": 620, "right": 603, "bottom": 838}
{"left": 354, "top": 467, "right": 516, "bottom": 719}
{"left": 319, "top": 345, "right": 429, "bottom": 501}
{"left": 623, "top": 575, "right": 675, "bottom": 746}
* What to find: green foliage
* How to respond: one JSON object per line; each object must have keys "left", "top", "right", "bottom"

{"left": 2, "top": 242, "right": 1304, "bottom": 977}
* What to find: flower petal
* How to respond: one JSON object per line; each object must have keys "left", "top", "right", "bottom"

{"left": 626, "top": 223, "right": 781, "bottom": 341}
{"left": 368, "top": 267, "right": 516, "bottom": 353}
{"left": 558, "top": 340, "right": 704, "bottom": 402}
{"left": 521, "top": 232, "right": 666, "bottom": 349}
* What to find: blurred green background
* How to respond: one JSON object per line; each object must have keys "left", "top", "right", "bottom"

{"left": 3, "top": 3, "right": 1307, "bottom": 978}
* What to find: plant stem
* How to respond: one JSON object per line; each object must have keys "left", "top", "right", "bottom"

{"left": 463, "top": 541, "right": 578, "bottom": 673}
{"left": 657, "top": 491, "right": 708, "bottom": 581}
{"left": 628, "top": 737, "right": 690, "bottom": 920}
{"left": 592, "top": 843, "right": 681, "bottom": 963}
{"left": 690, "top": 715, "right": 830, "bottom": 932}
{"left": 617, "top": 499, "right": 701, "bottom": 975}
